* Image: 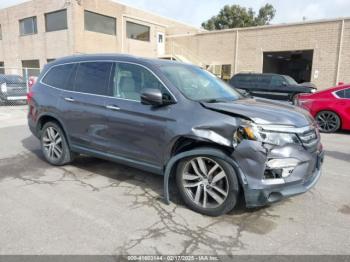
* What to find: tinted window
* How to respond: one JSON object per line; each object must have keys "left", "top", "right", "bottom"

{"left": 126, "top": 22, "right": 150, "bottom": 42}
{"left": 270, "top": 76, "right": 283, "bottom": 87}
{"left": 45, "top": 10, "right": 67, "bottom": 32}
{"left": 336, "top": 88, "right": 350, "bottom": 99}
{"left": 42, "top": 64, "right": 75, "bottom": 90}
{"left": 19, "top": 17, "right": 37, "bottom": 35}
{"left": 84, "top": 10, "right": 116, "bottom": 35}
{"left": 75, "top": 62, "right": 112, "bottom": 96}
{"left": 111, "top": 63, "right": 167, "bottom": 101}
{"left": 346, "top": 89, "right": 350, "bottom": 98}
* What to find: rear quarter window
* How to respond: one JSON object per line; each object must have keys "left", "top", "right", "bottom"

{"left": 42, "top": 64, "right": 75, "bottom": 90}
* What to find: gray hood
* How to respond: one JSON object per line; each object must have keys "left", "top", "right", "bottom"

{"left": 202, "top": 97, "right": 314, "bottom": 127}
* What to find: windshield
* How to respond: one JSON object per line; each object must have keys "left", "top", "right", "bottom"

{"left": 284, "top": 75, "right": 298, "bottom": 85}
{"left": 159, "top": 64, "right": 242, "bottom": 102}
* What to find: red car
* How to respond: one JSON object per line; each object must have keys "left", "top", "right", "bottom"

{"left": 296, "top": 84, "right": 350, "bottom": 133}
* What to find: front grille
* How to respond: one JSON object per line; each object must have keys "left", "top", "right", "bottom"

{"left": 297, "top": 127, "right": 319, "bottom": 151}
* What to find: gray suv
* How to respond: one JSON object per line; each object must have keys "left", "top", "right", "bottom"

{"left": 28, "top": 54, "right": 324, "bottom": 216}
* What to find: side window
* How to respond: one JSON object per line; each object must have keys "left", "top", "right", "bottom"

{"left": 336, "top": 90, "right": 345, "bottom": 98}
{"left": 259, "top": 75, "right": 271, "bottom": 88}
{"left": 270, "top": 76, "right": 283, "bottom": 87}
{"left": 344, "top": 88, "right": 350, "bottom": 99}
{"left": 111, "top": 63, "right": 168, "bottom": 101}
{"left": 74, "top": 62, "right": 113, "bottom": 96}
{"left": 42, "top": 64, "right": 75, "bottom": 90}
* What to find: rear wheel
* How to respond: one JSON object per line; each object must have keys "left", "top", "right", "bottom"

{"left": 316, "top": 111, "right": 341, "bottom": 133}
{"left": 176, "top": 155, "right": 239, "bottom": 216}
{"left": 41, "top": 122, "right": 75, "bottom": 166}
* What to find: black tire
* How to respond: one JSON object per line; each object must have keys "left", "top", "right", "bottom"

{"left": 176, "top": 155, "right": 239, "bottom": 216}
{"left": 41, "top": 122, "right": 75, "bottom": 166}
{"left": 316, "top": 111, "right": 341, "bottom": 133}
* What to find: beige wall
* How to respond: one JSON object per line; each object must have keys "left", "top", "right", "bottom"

{"left": 168, "top": 19, "right": 350, "bottom": 90}
{"left": 0, "top": 0, "right": 73, "bottom": 69}
{"left": 0, "top": 0, "right": 200, "bottom": 70}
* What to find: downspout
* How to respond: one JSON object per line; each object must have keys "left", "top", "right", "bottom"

{"left": 335, "top": 19, "right": 345, "bottom": 85}
{"left": 234, "top": 30, "right": 239, "bottom": 74}
{"left": 121, "top": 15, "right": 124, "bottom": 53}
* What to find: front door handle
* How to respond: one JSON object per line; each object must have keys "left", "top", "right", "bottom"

{"left": 106, "top": 105, "right": 120, "bottom": 111}
{"left": 64, "top": 97, "right": 75, "bottom": 102}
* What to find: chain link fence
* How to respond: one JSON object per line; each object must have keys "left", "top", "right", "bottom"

{"left": 0, "top": 67, "right": 41, "bottom": 106}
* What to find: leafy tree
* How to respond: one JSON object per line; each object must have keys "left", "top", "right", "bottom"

{"left": 202, "top": 4, "right": 276, "bottom": 30}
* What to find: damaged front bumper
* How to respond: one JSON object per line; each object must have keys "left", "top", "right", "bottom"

{"left": 232, "top": 140, "right": 324, "bottom": 208}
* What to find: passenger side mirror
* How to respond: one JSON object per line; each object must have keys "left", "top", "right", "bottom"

{"left": 141, "top": 88, "right": 164, "bottom": 106}
{"left": 282, "top": 82, "right": 288, "bottom": 86}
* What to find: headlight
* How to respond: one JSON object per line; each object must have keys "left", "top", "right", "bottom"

{"left": 234, "top": 122, "right": 301, "bottom": 147}
{"left": 1, "top": 83, "right": 7, "bottom": 93}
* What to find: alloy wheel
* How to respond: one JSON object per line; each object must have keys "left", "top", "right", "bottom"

{"left": 181, "top": 157, "right": 229, "bottom": 209}
{"left": 42, "top": 126, "right": 63, "bottom": 161}
{"left": 316, "top": 111, "right": 340, "bottom": 133}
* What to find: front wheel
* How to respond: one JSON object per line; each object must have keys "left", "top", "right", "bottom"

{"left": 316, "top": 111, "right": 341, "bottom": 133}
{"left": 176, "top": 155, "right": 239, "bottom": 216}
{"left": 41, "top": 122, "right": 75, "bottom": 166}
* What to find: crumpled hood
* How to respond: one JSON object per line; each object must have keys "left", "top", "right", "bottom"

{"left": 201, "top": 97, "right": 314, "bottom": 127}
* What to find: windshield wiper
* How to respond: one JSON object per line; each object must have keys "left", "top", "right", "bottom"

{"left": 202, "top": 99, "right": 228, "bottom": 103}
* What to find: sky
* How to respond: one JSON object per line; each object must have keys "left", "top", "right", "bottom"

{"left": 1, "top": 0, "right": 350, "bottom": 27}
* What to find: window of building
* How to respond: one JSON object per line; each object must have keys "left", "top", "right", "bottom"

{"left": 111, "top": 62, "right": 168, "bottom": 101}
{"left": 0, "top": 25, "right": 2, "bottom": 40}
{"left": 19, "top": 16, "right": 37, "bottom": 36}
{"left": 45, "top": 9, "right": 67, "bottom": 32}
{"left": 126, "top": 21, "right": 150, "bottom": 42}
{"left": 42, "top": 64, "right": 76, "bottom": 90}
{"left": 84, "top": 10, "right": 116, "bottom": 35}
{"left": 0, "top": 62, "right": 4, "bottom": 74}
{"left": 22, "top": 60, "right": 40, "bottom": 77}
{"left": 74, "top": 62, "right": 113, "bottom": 96}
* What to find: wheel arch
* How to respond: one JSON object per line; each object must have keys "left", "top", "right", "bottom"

{"left": 163, "top": 145, "right": 247, "bottom": 205}
{"left": 36, "top": 113, "right": 71, "bottom": 145}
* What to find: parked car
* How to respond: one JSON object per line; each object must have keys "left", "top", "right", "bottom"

{"left": 295, "top": 85, "right": 350, "bottom": 133}
{"left": 229, "top": 73, "right": 317, "bottom": 102}
{"left": 0, "top": 74, "right": 27, "bottom": 104}
{"left": 28, "top": 54, "right": 323, "bottom": 216}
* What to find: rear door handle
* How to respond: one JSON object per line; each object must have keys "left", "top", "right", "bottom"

{"left": 106, "top": 105, "right": 120, "bottom": 111}
{"left": 64, "top": 97, "right": 75, "bottom": 102}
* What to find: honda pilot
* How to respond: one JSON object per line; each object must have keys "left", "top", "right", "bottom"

{"left": 28, "top": 54, "right": 324, "bottom": 216}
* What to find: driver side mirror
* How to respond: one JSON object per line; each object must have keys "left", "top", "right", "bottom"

{"left": 282, "top": 81, "right": 288, "bottom": 86}
{"left": 141, "top": 88, "right": 165, "bottom": 106}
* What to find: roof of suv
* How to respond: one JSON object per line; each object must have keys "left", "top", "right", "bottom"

{"left": 48, "top": 54, "right": 188, "bottom": 67}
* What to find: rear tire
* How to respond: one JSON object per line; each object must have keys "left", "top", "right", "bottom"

{"left": 176, "top": 155, "right": 239, "bottom": 216}
{"left": 41, "top": 122, "right": 75, "bottom": 166}
{"left": 316, "top": 111, "right": 341, "bottom": 133}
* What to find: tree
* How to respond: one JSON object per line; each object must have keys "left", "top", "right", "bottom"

{"left": 201, "top": 4, "right": 276, "bottom": 30}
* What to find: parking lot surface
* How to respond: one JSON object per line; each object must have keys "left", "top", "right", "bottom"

{"left": 0, "top": 105, "right": 349, "bottom": 255}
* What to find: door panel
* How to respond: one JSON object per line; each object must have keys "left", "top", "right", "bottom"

{"left": 59, "top": 62, "right": 113, "bottom": 151}
{"left": 104, "top": 62, "right": 175, "bottom": 166}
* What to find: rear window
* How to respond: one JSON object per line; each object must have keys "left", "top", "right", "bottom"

{"left": 336, "top": 88, "right": 350, "bottom": 99}
{"left": 42, "top": 64, "right": 75, "bottom": 90}
{"left": 74, "top": 62, "right": 113, "bottom": 96}
{"left": 0, "top": 75, "right": 24, "bottom": 83}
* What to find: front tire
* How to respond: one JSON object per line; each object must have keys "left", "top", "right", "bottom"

{"left": 41, "top": 122, "right": 75, "bottom": 166}
{"left": 316, "top": 111, "right": 341, "bottom": 133}
{"left": 176, "top": 155, "right": 239, "bottom": 216}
